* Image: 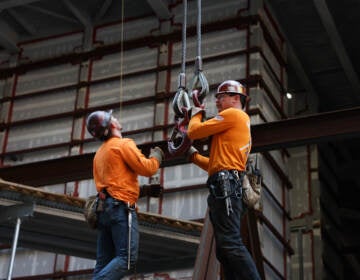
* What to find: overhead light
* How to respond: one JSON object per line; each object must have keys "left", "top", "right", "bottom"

{"left": 286, "top": 92, "right": 293, "bottom": 99}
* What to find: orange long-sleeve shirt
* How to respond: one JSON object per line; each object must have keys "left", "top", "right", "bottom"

{"left": 93, "top": 137, "right": 160, "bottom": 204}
{"left": 187, "top": 107, "right": 251, "bottom": 176}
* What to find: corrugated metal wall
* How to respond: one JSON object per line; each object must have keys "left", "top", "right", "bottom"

{"left": 0, "top": 0, "right": 299, "bottom": 279}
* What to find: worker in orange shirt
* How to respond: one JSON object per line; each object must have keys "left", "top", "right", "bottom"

{"left": 86, "top": 110, "right": 164, "bottom": 280}
{"left": 187, "top": 80, "right": 261, "bottom": 280}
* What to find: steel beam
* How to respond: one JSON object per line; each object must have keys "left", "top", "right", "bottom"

{"left": 251, "top": 106, "right": 360, "bottom": 152}
{"left": 0, "top": 107, "right": 359, "bottom": 186}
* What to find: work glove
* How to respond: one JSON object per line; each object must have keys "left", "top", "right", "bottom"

{"left": 187, "top": 145, "right": 199, "bottom": 161}
{"left": 191, "top": 107, "right": 205, "bottom": 117}
{"left": 139, "top": 184, "right": 163, "bottom": 198}
{"left": 190, "top": 105, "right": 206, "bottom": 119}
{"left": 149, "top": 146, "right": 165, "bottom": 164}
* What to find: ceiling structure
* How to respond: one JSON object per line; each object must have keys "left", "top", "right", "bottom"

{"left": 0, "top": 0, "right": 359, "bottom": 277}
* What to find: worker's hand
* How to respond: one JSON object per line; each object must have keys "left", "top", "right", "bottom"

{"left": 149, "top": 146, "right": 165, "bottom": 164}
{"left": 139, "top": 184, "right": 163, "bottom": 197}
{"left": 191, "top": 89, "right": 206, "bottom": 109}
{"left": 187, "top": 145, "right": 199, "bottom": 161}
{"left": 190, "top": 107, "right": 205, "bottom": 119}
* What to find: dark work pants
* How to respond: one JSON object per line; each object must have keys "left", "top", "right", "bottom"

{"left": 207, "top": 178, "right": 261, "bottom": 280}
{"left": 93, "top": 197, "right": 138, "bottom": 280}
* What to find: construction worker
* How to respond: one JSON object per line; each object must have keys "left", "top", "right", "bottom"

{"left": 86, "top": 110, "right": 164, "bottom": 280}
{"left": 187, "top": 80, "right": 261, "bottom": 280}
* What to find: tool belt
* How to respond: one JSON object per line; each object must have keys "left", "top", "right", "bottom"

{"left": 84, "top": 188, "right": 136, "bottom": 230}
{"left": 100, "top": 188, "right": 137, "bottom": 210}
{"left": 206, "top": 170, "right": 244, "bottom": 199}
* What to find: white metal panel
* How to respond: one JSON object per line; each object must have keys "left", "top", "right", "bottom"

{"left": 268, "top": 149, "right": 288, "bottom": 177}
{"left": 130, "top": 132, "right": 155, "bottom": 145}
{"left": 171, "top": 29, "right": 247, "bottom": 65}
{"left": 78, "top": 179, "right": 97, "bottom": 199}
{"left": 162, "top": 163, "right": 208, "bottom": 219}
{"left": 12, "top": 89, "right": 77, "bottom": 121}
{"left": 88, "top": 73, "right": 156, "bottom": 107}
{"left": 82, "top": 141, "right": 101, "bottom": 154}
{"left": 164, "top": 163, "right": 208, "bottom": 189}
{"left": 290, "top": 231, "right": 315, "bottom": 280}
{"left": 250, "top": 24, "right": 283, "bottom": 82}
{"left": 249, "top": 88, "right": 281, "bottom": 122}
{"left": 3, "top": 147, "right": 69, "bottom": 165}
{"left": 262, "top": 63, "right": 283, "bottom": 108}
{"left": 249, "top": 52, "right": 283, "bottom": 109}
{"left": 169, "top": 55, "right": 247, "bottom": 93}
{"left": 138, "top": 198, "right": 162, "bottom": 214}
{"left": 250, "top": 114, "right": 266, "bottom": 125}
{"left": 0, "top": 249, "right": 56, "bottom": 278}
{"left": 259, "top": 7, "right": 286, "bottom": 59}
{"left": 16, "top": 64, "right": 79, "bottom": 95}
{"left": 263, "top": 39, "right": 282, "bottom": 82}
{"left": 262, "top": 187, "right": 284, "bottom": 235}
{"left": 261, "top": 225, "right": 286, "bottom": 277}
{"left": 6, "top": 118, "right": 72, "bottom": 152}
{"left": 95, "top": 16, "right": 159, "bottom": 45}
{"left": 83, "top": 132, "right": 154, "bottom": 148}
{"left": 117, "top": 104, "right": 154, "bottom": 132}
{"left": 154, "top": 102, "right": 166, "bottom": 126}
{"left": 87, "top": 80, "right": 123, "bottom": 106}
{"left": 67, "top": 255, "right": 95, "bottom": 271}
{"left": 20, "top": 33, "right": 84, "bottom": 61}
{"left": 137, "top": 175, "right": 153, "bottom": 186}
{"left": 288, "top": 146, "right": 311, "bottom": 218}
{"left": 83, "top": 107, "right": 155, "bottom": 143}
{"left": 261, "top": 157, "right": 283, "bottom": 200}
{"left": 91, "top": 47, "right": 158, "bottom": 80}
{"left": 161, "top": 188, "right": 208, "bottom": 220}
{"left": 172, "top": 0, "right": 248, "bottom": 27}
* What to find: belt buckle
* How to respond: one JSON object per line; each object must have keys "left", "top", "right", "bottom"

{"left": 127, "top": 202, "right": 136, "bottom": 210}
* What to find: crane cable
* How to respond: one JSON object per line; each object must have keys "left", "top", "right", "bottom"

{"left": 171, "top": 0, "right": 190, "bottom": 117}
{"left": 190, "top": 0, "right": 209, "bottom": 107}
{"left": 168, "top": 0, "right": 192, "bottom": 156}
{"left": 168, "top": 0, "right": 208, "bottom": 156}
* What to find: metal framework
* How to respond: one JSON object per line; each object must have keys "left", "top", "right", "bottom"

{"left": 1, "top": 107, "right": 359, "bottom": 186}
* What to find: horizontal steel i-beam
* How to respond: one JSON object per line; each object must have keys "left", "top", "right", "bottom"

{"left": 0, "top": 107, "right": 359, "bottom": 186}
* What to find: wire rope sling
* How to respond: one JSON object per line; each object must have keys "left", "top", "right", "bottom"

{"left": 167, "top": 0, "right": 209, "bottom": 156}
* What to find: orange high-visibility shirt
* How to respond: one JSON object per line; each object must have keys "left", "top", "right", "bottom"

{"left": 93, "top": 137, "right": 159, "bottom": 204}
{"left": 187, "top": 107, "right": 251, "bottom": 176}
